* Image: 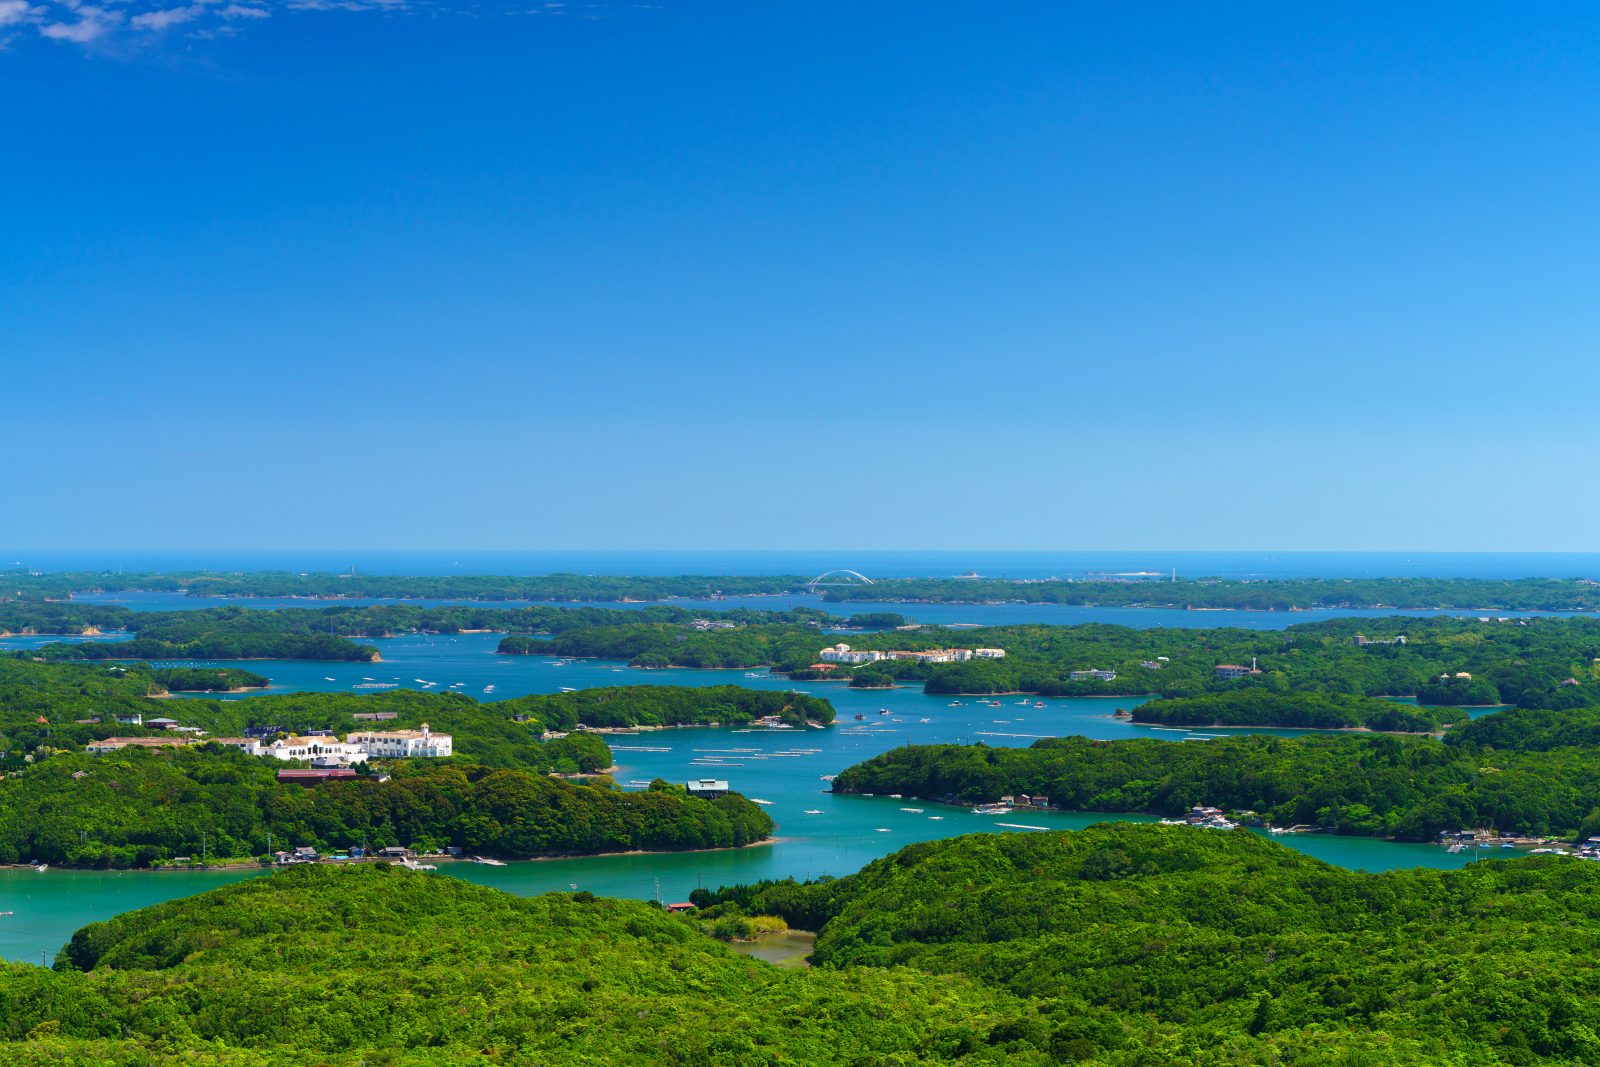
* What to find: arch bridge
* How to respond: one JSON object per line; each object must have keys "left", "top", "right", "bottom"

{"left": 803, "top": 568, "right": 875, "bottom": 591}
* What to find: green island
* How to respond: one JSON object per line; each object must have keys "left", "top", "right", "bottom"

{"left": 1129, "top": 690, "right": 1452, "bottom": 732}
{"left": 832, "top": 716, "right": 1600, "bottom": 840}
{"left": 537, "top": 614, "right": 1600, "bottom": 711}
{"left": 0, "top": 749, "right": 772, "bottom": 866}
{"left": 4, "top": 601, "right": 829, "bottom": 662}
{"left": 147, "top": 666, "right": 270, "bottom": 692}
{"left": 6, "top": 826, "right": 1600, "bottom": 1064}
{"left": 13, "top": 568, "right": 1600, "bottom": 610}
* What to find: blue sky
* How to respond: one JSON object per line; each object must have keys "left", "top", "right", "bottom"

{"left": 4, "top": 3, "right": 1599, "bottom": 551}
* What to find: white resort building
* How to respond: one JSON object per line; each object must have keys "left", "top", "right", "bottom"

{"left": 819, "top": 643, "right": 1005, "bottom": 665}
{"left": 347, "top": 723, "right": 453, "bottom": 759}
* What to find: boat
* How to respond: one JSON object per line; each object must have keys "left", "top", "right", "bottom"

{"left": 1447, "top": 842, "right": 1466, "bottom": 853}
{"left": 927, "top": 815, "right": 944, "bottom": 821}
{"left": 947, "top": 700, "right": 963, "bottom": 707}
{"left": 749, "top": 798, "right": 774, "bottom": 806}
{"left": 33, "top": 864, "right": 47, "bottom": 872}
{"left": 0, "top": 911, "right": 12, "bottom": 916}
{"left": 401, "top": 858, "right": 438, "bottom": 871}
{"left": 483, "top": 685, "right": 495, "bottom": 692}
{"left": 1268, "top": 826, "right": 1287, "bottom": 834}
{"left": 560, "top": 687, "right": 577, "bottom": 693}
{"left": 471, "top": 856, "right": 508, "bottom": 866}
{"left": 819, "top": 774, "right": 836, "bottom": 781}
{"left": 899, "top": 807, "right": 924, "bottom": 813}
{"left": 804, "top": 809, "right": 824, "bottom": 815}
{"left": 918, "top": 717, "right": 931, "bottom": 723}
{"left": 853, "top": 713, "right": 865, "bottom": 720}
{"left": 877, "top": 708, "right": 891, "bottom": 715}
{"left": 323, "top": 676, "right": 335, "bottom": 682}
{"left": 875, "top": 828, "right": 890, "bottom": 833}
{"left": 1500, "top": 843, "right": 1516, "bottom": 849}
{"left": 889, "top": 793, "right": 903, "bottom": 799}
{"left": 972, "top": 803, "right": 1012, "bottom": 816}
{"left": 1033, "top": 701, "right": 1045, "bottom": 708}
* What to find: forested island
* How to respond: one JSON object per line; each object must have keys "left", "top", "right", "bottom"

{"left": 832, "top": 715, "right": 1600, "bottom": 840}
{"left": 0, "top": 749, "right": 773, "bottom": 866}
{"left": 12, "top": 567, "right": 1600, "bottom": 610}
{"left": 1129, "top": 690, "right": 1452, "bottom": 732}
{"left": 8, "top": 826, "right": 1600, "bottom": 1064}
{"left": 0, "top": 659, "right": 834, "bottom": 772}
{"left": 538, "top": 614, "right": 1600, "bottom": 711}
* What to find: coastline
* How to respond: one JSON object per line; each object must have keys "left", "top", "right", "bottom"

{"left": 5, "top": 835, "right": 784, "bottom": 874}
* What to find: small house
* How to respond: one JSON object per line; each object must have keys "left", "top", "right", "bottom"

{"left": 686, "top": 778, "right": 730, "bottom": 798}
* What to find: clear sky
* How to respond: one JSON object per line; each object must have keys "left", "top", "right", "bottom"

{"left": 4, "top": 3, "right": 1598, "bottom": 551}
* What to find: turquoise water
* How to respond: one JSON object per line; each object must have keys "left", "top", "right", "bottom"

{"left": 0, "top": 630, "right": 1519, "bottom": 963}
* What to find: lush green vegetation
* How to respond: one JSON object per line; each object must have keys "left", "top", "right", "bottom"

{"left": 692, "top": 824, "right": 1600, "bottom": 1065}
{"left": 148, "top": 667, "right": 269, "bottom": 692}
{"left": 0, "top": 862, "right": 1045, "bottom": 1066}
{"left": 833, "top": 729, "right": 1600, "bottom": 839}
{"left": 0, "top": 659, "right": 832, "bottom": 768}
{"left": 24, "top": 608, "right": 380, "bottom": 662}
{"left": 547, "top": 614, "right": 1600, "bottom": 711}
{"left": 1132, "top": 690, "right": 1451, "bottom": 732}
{"left": 0, "top": 749, "right": 771, "bottom": 866}
{"left": 2, "top": 569, "right": 804, "bottom": 602}
{"left": 496, "top": 685, "right": 834, "bottom": 728}
{"left": 11, "top": 825, "right": 1600, "bottom": 1062}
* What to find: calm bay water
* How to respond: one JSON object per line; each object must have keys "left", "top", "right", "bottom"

{"left": 0, "top": 630, "right": 1515, "bottom": 963}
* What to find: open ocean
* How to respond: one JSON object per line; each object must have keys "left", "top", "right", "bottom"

{"left": 5, "top": 550, "right": 1600, "bottom": 580}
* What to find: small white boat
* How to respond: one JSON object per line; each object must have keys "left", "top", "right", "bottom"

{"left": 749, "top": 798, "right": 774, "bottom": 806}
{"left": 972, "top": 803, "right": 1012, "bottom": 816}
{"left": 804, "top": 809, "right": 824, "bottom": 815}
{"left": 471, "top": 856, "right": 508, "bottom": 866}
{"left": 928, "top": 815, "right": 944, "bottom": 821}
{"left": 899, "top": 807, "right": 924, "bottom": 814}
{"left": 819, "top": 775, "right": 836, "bottom": 781}
{"left": 323, "top": 676, "right": 335, "bottom": 682}
{"left": 33, "top": 864, "right": 48, "bottom": 872}
{"left": 560, "top": 687, "right": 577, "bottom": 693}
{"left": 918, "top": 717, "right": 931, "bottom": 723}
{"left": 875, "top": 828, "right": 890, "bottom": 833}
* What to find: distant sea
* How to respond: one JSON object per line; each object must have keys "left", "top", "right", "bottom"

{"left": 4, "top": 550, "right": 1600, "bottom": 581}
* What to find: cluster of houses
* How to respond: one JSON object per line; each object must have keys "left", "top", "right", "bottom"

{"left": 1353, "top": 633, "right": 1407, "bottom": 646}
{"left": 817, "top": 643, "right": 1006, "bottom": 665}
{"left": 1069, "top": 668, "right": 1117, "bottom": 681}
{"left": 84, "top": 719, "right": 453, "bottom": 766}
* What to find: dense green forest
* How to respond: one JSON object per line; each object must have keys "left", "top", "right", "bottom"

{"left": 10, "top": 828, "right": 1600, "bottom": 1063}
{"left": 689, "top": 824, "right": 1600, "bottom": 1064}
{"left": 1131, "top": 690, "right": 1451, "bottom": 732}
{"left": 0, "top": 749, "right": 771, "bottom": 866}
{"left": 832, "top": 728, "right": 1600, "bottom": 839}
{"left": 542, "top": 614, "right": 1600, "bottom": 710}
{"left": 5, "top": 600, "right": 830, "bottom": 661}
{"left": 0, "top": 659, "right": 833, "bottom": 768}
{"left": 12, "top": 568, "right": 1600, "bottom": 609}
{"left": 1, "top": 569, "right": 804, "bottom": 602}
{"left": 147, "top": 667, "right": 269, "bottom": 692}
{"left": 1, "top": 862, "right": 1041, "bottom": 1066}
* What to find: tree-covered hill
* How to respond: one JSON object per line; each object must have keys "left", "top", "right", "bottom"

{"left": 694, "top": 824, "right": 1600, "bottom": 1064}
{"left": 0, "top": 749, "right": 771, "bottom": 866}
{"left": 1131, "top": 689, "right": 1450, "bottom": 731}
{"left": 831, "top": 729, "right": 1600, "bottom": 839}
{"left": 14, "top": 828, "right": 1600, "bottom": 1063}
{"left": 2, "top": 862, "right": 1044, "bottom": 1066}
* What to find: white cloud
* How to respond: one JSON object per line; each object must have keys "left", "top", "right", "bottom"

{"left": 0, "top": 0, "right": 38, "bottom": 28}
{"left": 38, "top": 2, "right": 120, "bottom": 40}
{"left": 130, "top": 4, "right": 205, "bottom": 29}
{"left": 15, "top": 0, "right": 636, "bottom": 49}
